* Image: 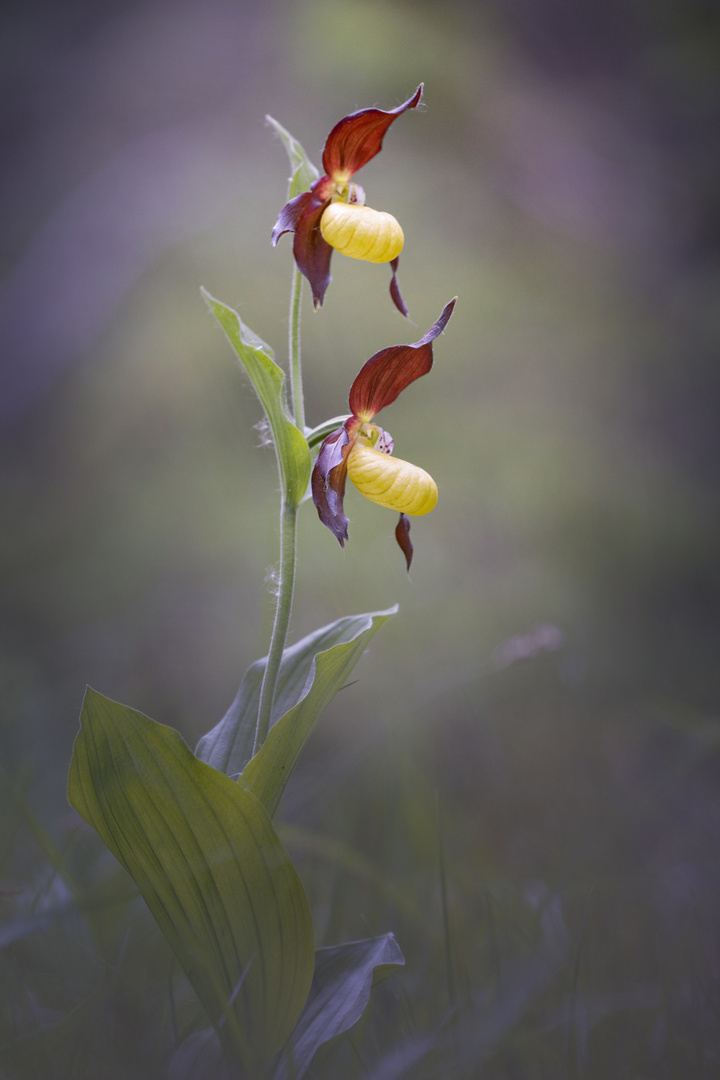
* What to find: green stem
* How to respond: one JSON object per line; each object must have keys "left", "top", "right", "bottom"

{"left": 288, "top": 266, "right": 305, "bottom": 432}
{"left": 254, "top": 499, "right": 298, "bottom": 754}
{"left": 253, "top": 264, "right": 305, "bottom": 755}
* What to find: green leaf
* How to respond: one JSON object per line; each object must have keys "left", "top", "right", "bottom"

{"left": 173, "top": 935, "right": 404, "bottom": 1080}
{"left": 202, "top": 289, "right": 311, "bottom": 505}
{"left": 266, "top": 115, "right": 320, "bottom": 200}
{"left": 68, "top": 689, "right": 314, "bottom": 1075}
{"left": 197, "top": 608, "right": 396, "bottom": 787}
{"left": 272, "top": 934, "right": 405, "bottom": 1079}
{"left": 241, "top": 608, "right": 396, "bottom": 817}
{"left": 305, "top": 414, "right": 352, "bottom": 450}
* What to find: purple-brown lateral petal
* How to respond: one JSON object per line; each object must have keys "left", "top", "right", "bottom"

{"left": 293, "top": 205, "right": 334, "bottom": 309}
{"left": 271, "top": 190, "right": 316, "bottom": 245}
{"left": 348, "top": 298, "right": 457, "bottom": 420}
{"left": 272, "top": 175, "right": 334, "bottom": 244}
{"left": 388, "top": 256, "right": 408, "bottom": 317}
{"left": 311, "top": 427, "right": 351, "bottom": 544}
{"left": 272, "top": 177, "right": 336, "bottom": 307}
{"left": 322, "top": 85, "right": 423, "bottom": 179}
{"left": 395, "top": 513, "right": 414, "bottom": 571}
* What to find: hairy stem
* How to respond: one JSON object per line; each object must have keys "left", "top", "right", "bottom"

{"left": 254, "top": 500, "right": 298, "bottom": 753}
{"left": 253, "top": 265, "right": 305, "bottom": 754}
{"left": 288, "top": 266, "right": 305, "bottom": 432}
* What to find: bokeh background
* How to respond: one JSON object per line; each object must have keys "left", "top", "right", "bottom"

{"left": 2, "top": 0, "right": 719, "bottom": 1076}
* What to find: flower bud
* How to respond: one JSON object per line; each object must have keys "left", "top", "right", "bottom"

{"left": 320, "top": 203, "right": 404, "bottom": 264}
{"left": 347, "top": 442, "right": 438, "bottom": 515}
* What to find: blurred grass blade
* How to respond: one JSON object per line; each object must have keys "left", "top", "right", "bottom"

{"left": 67, "top": 688, "right": 314, "bottom": 1075}
{"left": 272, "top": 934, "right": 405, "bottom": 1080}
{"left": 168, "top": 1027, "right": 228, "bottom": 1080}
{"left": 197, "top": 608, "right": 397, "bottom": 782}
{"left": 266, "top": 116, "right": 320, "bottom": 199}
{"left": 240, "top": 607, "right": 397, "bottom": 817}
{"left": 278, "top": 824, "right": 433, "bottom": 935}
{"left": 202, "top": 290, "right": 311, "bottom": 505}
{"left": 0, "top": 993, "right": 99, "bottom": 1079}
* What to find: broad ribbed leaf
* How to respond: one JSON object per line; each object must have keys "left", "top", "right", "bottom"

{"left": 272, "top": 934, "right": 405, "bottom": 1079}
{"left": 68, "top": 689, "right": 314, "bottom": 1075}
{"left": 240, "top": 608, "right": 397, "bottom": 817}
{"left": 202, "top": 290, "right": 311, "bottom": 505}
{"left": 197, "top": 608, "right": 396, "bottom": 785}
{"left": 266, "top": 115, "right": 320, "bottom": 200}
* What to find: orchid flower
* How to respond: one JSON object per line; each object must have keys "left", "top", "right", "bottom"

{"left": 311, "top": 298, "right": 456, "bottom": 569}
{"left": 271, "top": 85, "right": 424, "bottom": 316}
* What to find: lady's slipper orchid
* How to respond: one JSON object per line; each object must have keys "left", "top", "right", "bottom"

{"left": 271, "top": 85, "right": 423, "bottom": 316}
{"left": 311, "top": 298, "right": 457, "bottom": 569}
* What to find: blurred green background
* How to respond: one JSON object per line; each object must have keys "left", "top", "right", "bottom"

{"left": 2, "top": 0, "right": 719, "bottom": 1076}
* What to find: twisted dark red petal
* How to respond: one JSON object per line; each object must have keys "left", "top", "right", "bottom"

{"left": 272, "top": 177, "right": 336, "bottom": 308}
{"left": 311, "top": 426, "right": 351, "bottom": 545}
{"left": 389, "top": 256, "right": 408, "bottom": 317}
{"left": 322, "top": 84, "right": 423, "bottom": 179}
{"left": 348, "top": 297, "right": 457, "bottom": 420}
{"left": 293, "top": 205, "right": 333, "bottom": 309}
{"left": 271, "top": 189, "right": 316, "bottom": 245}
{"left": 395, "top": 513, "right": 414, "bottom": 571}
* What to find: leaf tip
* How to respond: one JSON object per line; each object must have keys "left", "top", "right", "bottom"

{"left": 82, "top": 684, "right": 101, "bottom": 708}
{"left": 199, "top": 285, "right": 218, "bottom": 313}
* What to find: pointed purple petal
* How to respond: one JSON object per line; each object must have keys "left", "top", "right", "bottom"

{"left": 293, "top": 206, "right": 334, "bottom": 309}
{"left": 272, "top": 177, "right": 336, "bottom": 307}
{"left": 271, "top": 189, "right": 317, "bottom": 246}
{"left": 395, "top": 513, "right": 414, "bottom": 571}
{"left": 411, "top": 296, "right": 457, "bottom": 348}
{"left": 311, "top": 427, "right": 351, "bottom": 544}
{"left": 388, "top": 256, "right": 409, "bottom": 317}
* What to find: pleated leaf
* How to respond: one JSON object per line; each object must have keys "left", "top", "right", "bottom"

{"left": 170, "top": 934, "right": 405, "bottom": 1080}
{"left": 67, "top": 689, "right": 314, "bottom": 1075}
{"left": 265, "top": 115, "right": 320, "bottom": 199}
{"left": 240, "top": 607, "right": 397, "bottom": 817}
{"left": 197, "top": 607, "right": 397, "bottom": 786}
{"left": 202, "top": 289, "right": 311, "bottom": 506}
{"left": 272, "top": 934, "right": 405, "bottom": 1079}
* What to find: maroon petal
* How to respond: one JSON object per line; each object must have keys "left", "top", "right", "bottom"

{"left": 348, "top": 298, "right": 457, "bottom": 420}
{"left": 293, "top": 205, "right": 334, "bottom": 309}
{"left": 388, "top": 256, "right": 408, "bottom": 318}
{"left": 395, "top": 513, "right": 414, "bottom": 571}
{"left": 272, "top": 175, "right": 334, "bottom": 243}
{"left": 322, "top": 85, "right": 423, "bottom": 180}
{"left": 271, "top": 189, "right": 317, "bottom": 245}
{"left": 311, "top": 426, "right": 351, "bottom": 545}
{"left": 272, "top": 177, "right": 336, "bottom": 308}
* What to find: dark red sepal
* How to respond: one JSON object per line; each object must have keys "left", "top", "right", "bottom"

{"left": 311, "top": 426, "right": 351, "bottom": 544}
{"left": 389, "top": 256, "right": 408, "bottom": 317}
{"left": 395, "top": 513, "right": 414, "bottom": 571}
{"left": 322, "top": 85, "right": 423, "bottom": 179}
{"left": 348, "top": 298, "right": 457, "bottom": 420}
